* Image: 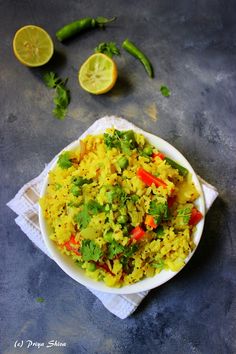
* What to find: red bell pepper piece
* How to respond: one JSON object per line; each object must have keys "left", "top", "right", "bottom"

{"left": 189, "top": 207, "right": 203, "bottom": 226}
{"left": 131, "top": 226, "right": 146, "bottom": 240}
{"left": 137, "top": 168, "right": 167, "bottom": 189}
{"left": 145, "top": 215, "right": 158, "bottom": 229}
{"left": 152, "top": 152, "right": 165, "bottom": 160}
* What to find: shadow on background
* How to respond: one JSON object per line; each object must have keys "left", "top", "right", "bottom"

{"left": 107, "top": 73, "right": 133, "bottom": 97}
{"left": 28, "top": 50, "right": 67, "bottom": 81}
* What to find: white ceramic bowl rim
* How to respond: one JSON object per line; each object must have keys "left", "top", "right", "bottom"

{"left": 39, "top": 125, "right": 205, "bottom": 294}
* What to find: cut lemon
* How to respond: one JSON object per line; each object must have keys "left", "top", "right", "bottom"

{"left": 13, "top": 25, "right": 54, "bottom": 67}
{"left": 78, "top": 53, "right": 118, "bottom": 94}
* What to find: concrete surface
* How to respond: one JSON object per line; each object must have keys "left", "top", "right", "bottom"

{"left": 1, "top": 0, "right": 236, "bottom": 353}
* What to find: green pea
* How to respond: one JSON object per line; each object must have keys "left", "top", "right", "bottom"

{"left": 117, "top": 156, "right": 129, "bottom": 169}
{"left": 87, "top": 262, "right": 96, "bottom": 272}
{"left": 117, "top": 215, "right": 128, "bottom": 224}
{"left": 104, "top": 231, "right": 113, "bottom": 242}
{"left": 122, "top": 226, "right": 129, "bottom": 235}
{"left": 104, "top": 204, "right": 110, "bottom": 212}
{"left": 70, "top": 185, "right": 81, "bottom": 197}
{"left": 131, "top": 194, "right": 139, "bottom": 202}
{"left": 72, "top": 176, "right": 93, "bottom": 186}
{"left": 143, "top": 145, "right": 153, "bottom": 156}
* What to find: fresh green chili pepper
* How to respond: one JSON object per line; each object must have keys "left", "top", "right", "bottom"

{"left": 56, "top": 16, "right": 117, "bottom": 42}
{"left": 164, "top": 157, "right": 189, "bottom": 176}
{"left": 122, "top": 39, "right": 154, "bottom": 78}
{"left": 122, "top": 130, "right": 137, "bottom": 148}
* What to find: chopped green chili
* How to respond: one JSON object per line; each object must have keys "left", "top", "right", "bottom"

{"left": 164, "top": 157, "right": 188, "bottom": 176}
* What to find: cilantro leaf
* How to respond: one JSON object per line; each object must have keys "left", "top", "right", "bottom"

{"left": 123, "top": 244, "right": 138, "bottom": 259}
{"left": 149, "top": 201, "right": 169, "bottom": 223}
{"left": 105, "top": 185, "right": 127, "bottom": 205}
{"left": 53, "top": 106, "right": 67, "bottom": 120}
{"left": 120, "top": 244, "right": 138, "bottom": 269}
{"left": 81, "top": 240, "right": 103, "bottom": 261}
{"left": 177, "top": 207, "right": 192, "bottom": 224}
{"left": 151, "top": 259, "right": 164, "bottom": 270}
{"left": 155, "top": 225, "right": 164, "bottom": 238}
{"left": 54, "top": 85, "right": 70, "bottom": 108}
{"left": 160, "top": 85, "right": 171, "bottom": 97}
{"left": 95, "top": 42, "right": 120, "bottom": 58}
{"left": 104, "top": 132, "right": 120, "bottom": 149}
{"left": 57, "top": 151, "right": 72, "bottom": 169}
{"left": 75, "top": 207, "right": 91, "bottom": 229}
{"left": 53, "top": 84, "right": 70, "bottom": 120}
{"left": 43, "top": 72, "right": 60, "bottom": 88}
{"left": 87, "top": 200, "right": 104, "bottom": 214}
{"left": 43, "top": 72, "right": 70, "bottom": 120}
{"left": 104, "top": 130, "right": 137, "bottom": 154}
{"left": 108, "top": 240, "right": 124, "bottom": 259}
{"left": 75, "top": 200, "right": 104, "bottom": 229}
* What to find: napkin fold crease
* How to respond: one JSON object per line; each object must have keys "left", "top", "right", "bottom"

{"left": 7, "top": 116, "right": 218, "bottom": 319}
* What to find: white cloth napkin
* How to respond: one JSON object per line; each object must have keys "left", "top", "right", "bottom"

{"left": 7, "top": 116, "right": 218, "bottom": 319}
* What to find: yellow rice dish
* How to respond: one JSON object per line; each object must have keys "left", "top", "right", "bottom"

{"left": 40, "top": 129, "right": 203, "bottom": 287}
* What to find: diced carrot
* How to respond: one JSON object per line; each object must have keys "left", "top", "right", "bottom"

{"left": 145, "top": 215, "right": 158, "bottom": 229}
{"left": 130, "top": 226, "right": 146, "bottom": 240}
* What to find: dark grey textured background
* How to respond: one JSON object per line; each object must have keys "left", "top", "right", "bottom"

{"left": 1, "top": 0, "right": 236, "bottom": 353}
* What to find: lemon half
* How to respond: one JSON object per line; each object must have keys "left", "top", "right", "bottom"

{"left": 13, "top": 25, "right": 54, "bottom": 67}
{"left": 78, "top": 53, "right": 118, "bottom": 94}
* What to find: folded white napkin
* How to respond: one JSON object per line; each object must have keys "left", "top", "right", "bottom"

{"left": 7, "top": 116, "right": 218, "bottom": 319}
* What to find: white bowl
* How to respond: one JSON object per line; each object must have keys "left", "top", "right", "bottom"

{"left": 39, "top": 121, "right": 205, "bottom": 294}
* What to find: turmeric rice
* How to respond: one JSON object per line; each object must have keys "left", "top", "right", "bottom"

{"left": 39, "top": 128, "right": 202, "bottom": 287}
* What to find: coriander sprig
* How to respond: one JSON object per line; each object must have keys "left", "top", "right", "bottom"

{"left": 43, "top": 72, "right": 70, "bottom": 120}
{"left": 95, "top": 42, "right": 120, "bottom": 58}
{"left": 160, "top": 85, "right": 171, "bottom": 97}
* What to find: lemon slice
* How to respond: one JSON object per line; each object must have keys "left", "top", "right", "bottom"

{"left": 78, "top": 53, "right": 118, "bottom": 94}
{"left": 13, "top": 25, "right": 54, "bottom": 67}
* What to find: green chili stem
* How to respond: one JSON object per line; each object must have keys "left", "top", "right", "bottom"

{"left": 122, "top": 39, "right": 154, "bottom": 78}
